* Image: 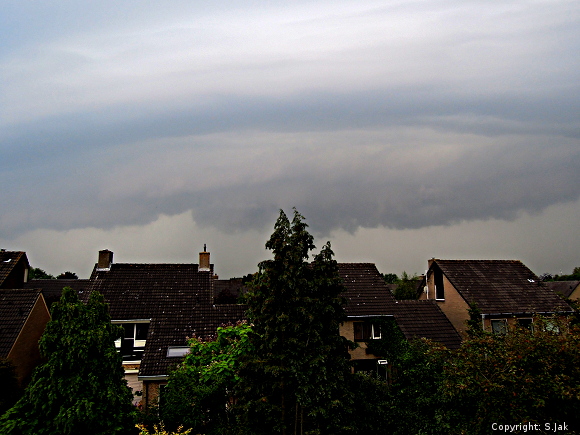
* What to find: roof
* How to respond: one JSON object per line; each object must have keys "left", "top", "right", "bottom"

{"left": 338, "top": 263, "right": 398, "bottom": 316}
{"left": 0, "top": 289, "right": 43, "bottom": 358}
{"left": 431, "top": 260, "right": 573, "bottom": 315}
{"left": 24, "top": 279, "right": 91, "bottom": 308}
{"left": 393, "top": 300, "right": 462, "bottom": 349}
{"left": 544, "top": 281, "right": 580, "bottom": 299}
{"left": 88, "top": 263, "right": 221, "bottom": 320}
{"left": 0, "top": 251, "right": 27, "bottom": 288}
{"left": 86, "top": 262, "right": 246, "bottom": 378}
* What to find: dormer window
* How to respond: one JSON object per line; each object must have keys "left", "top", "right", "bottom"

{"left": 113, "top": 321, "right": 150, "bottom": 362}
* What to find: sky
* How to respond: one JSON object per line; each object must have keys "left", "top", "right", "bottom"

{"left": 1, "top": 0, "right": 579, "bottom": 279}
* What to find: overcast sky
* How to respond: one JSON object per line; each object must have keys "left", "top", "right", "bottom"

{"left": 1, "top": 0, "right": 579, "bottom": 279}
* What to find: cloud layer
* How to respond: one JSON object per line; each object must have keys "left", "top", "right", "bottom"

{"left": 1, "top": 0, "right": 579, "bottom": 274}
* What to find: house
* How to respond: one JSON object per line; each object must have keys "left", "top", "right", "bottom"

{"left": 0, "top": 289, "right": 50, "bottom": 385}
{"left": 544, "top": 281, "right": 580, "bottom": 301}
{"left": 337, "top": 263, "right": 459, "bottom": 377}
{"left": 421, "top": 259, "right": 574, "bottom": 336}
{"left": 85, "top": 248, "right": 246, "bottom": 407}
{"left": 0, "top": 250, "right": 30, "bottom": 289}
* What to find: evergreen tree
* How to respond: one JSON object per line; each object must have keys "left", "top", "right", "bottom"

{"left": 0, "top": 287, "right": 135, "bottom": 435}
{"left": 239, "top": 209, "right": 353, "bottom": 434}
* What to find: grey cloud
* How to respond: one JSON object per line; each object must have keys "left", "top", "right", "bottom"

{"left": 3, "top": 84, "right": 579, "bottom": 171}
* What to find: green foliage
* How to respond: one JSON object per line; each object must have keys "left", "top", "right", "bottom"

{"left": 382, "top": 273, "right": 398, "bottom": 284}
{"left": 161, "top": 323, "right": 253, "bottom": 434}
{"left": 441, "top": 317, "right": 580, "bottom": 434}
{"left": 546, "top": 266, "right": 580, "bottom": 281}
{"left": 239, "top": 208, "right": 353, "bottom": 434}
{"left": 393, "top": 271, "right": 419, "bottom": 300}
{"left": 0, "top": 287, "right": 135, "bottom": 435}
{"left": 466, "top": 302, "right": 484, "bottom": 338}
{"left": 0, "top": 359, "right": 22, "bottom": 416}
{"left": 28, "top": 267, "right": 55, "bottom": 280}
{"left": 366, "top": 315, "right": 580, "bottom": 434}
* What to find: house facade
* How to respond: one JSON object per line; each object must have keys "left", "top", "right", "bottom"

{"left": 0, "top": 289, "right": 50, "bottom": 385}
{"left": 421, "top": 259, "right": 574, "bottom": 337}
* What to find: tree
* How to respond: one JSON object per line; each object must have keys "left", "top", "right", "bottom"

{"left": 238, "top": 209, "right": 353, "bottom": 434}
{"left": 28, "top": 267, "right": 55, "bottom": 280}
{"left": 161, "top": 323, "right": 253, "bottom": 434}
{"left": 393, "top": 271, "right": 419, "bottom": 300}
{"left": 0, "top": 287, "right": 135, "bottom": 435}
{"left": 57, "top": 271, "right": 78, "bottom": 279}
{"left": 0, "top": 359, "right": 21, "bottom": 416}
{"left": 382, "top": 273, "right": 398, "bottom": 284}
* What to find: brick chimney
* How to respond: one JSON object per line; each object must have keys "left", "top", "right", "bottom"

{"left": 98, "top": 250, "right": 113, "bottom": 270}
{"left": 199, "top": 244, "right": 210, "bottom": 272}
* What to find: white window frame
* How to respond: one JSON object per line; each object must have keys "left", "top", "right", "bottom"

{"left": 112, "top": 320, "right": 151, "bottom": 362}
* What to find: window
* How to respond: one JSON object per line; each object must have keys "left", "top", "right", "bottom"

{"left": 353, "top": 321, "right": 381, "bottom": 341}
{"left": 167, "top": 346, "right": 190, "bottom": 358}
{"left": 114, "top": 322, "right": 150, "bottom": 361}
{"left": 517, "top": 318, "right": 533, "bottom": 331}
{"left": 491, "top": 319, "right": 508, "bottom": 335}
{"left": 434, "top": 268, "right": 445, "bottom": 300}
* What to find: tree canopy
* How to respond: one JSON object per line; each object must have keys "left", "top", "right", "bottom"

{"left": 239, "top": 208, "right": 353, "bottom": 434}
{"left": 0, "top": 287, "right": 135, "bottom": 435}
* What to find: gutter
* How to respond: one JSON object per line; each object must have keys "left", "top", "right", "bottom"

{"left": 138, "top": 375, "right": 168, "bottom": 382}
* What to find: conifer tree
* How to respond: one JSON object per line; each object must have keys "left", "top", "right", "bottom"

{"left": 0, "top": 287, "right": 135, "bottom": 435}
{"left": 239, "top": 209, "right": 353, "bottom": 434}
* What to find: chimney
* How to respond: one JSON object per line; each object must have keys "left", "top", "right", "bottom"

{"left": 428, "top": 257, "right": 436, "bottom": 269}
{"left": 98, "top": 250, "right": 113, "bottom": 270}
{"left": 199, "top": 244, "right": 210, "bottom": 272}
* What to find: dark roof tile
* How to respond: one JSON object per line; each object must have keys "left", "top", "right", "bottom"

{"left": 338, "top": 263, "right": 397, "bottom": 316}
{"left": 393, "top": 300, "right": 462, "bottom": 349}
{"left": 544, "top": 281, "right": 580, "bottom": 299}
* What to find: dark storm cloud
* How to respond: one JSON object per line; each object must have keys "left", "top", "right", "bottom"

{"left": 1, "top": 0, "right": 579, "bottom": 241}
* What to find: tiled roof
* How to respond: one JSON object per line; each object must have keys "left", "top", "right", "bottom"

{"left": 0, "top": 289, "right": 42, "bottom": 358}
{"left": 338, "top": 263, "right": 398, "bottom": 316}
{"left": 544, "top": 281, "right": 580, "bottom": 299}
{"left": 0, "top": 251, "right": 26, "bottom": 288}
{"left": 433, "top": 260, "right": 573, "bottom": 314}
{"left": 88, "top": 263, "right": 218, "bottom": 320}
{"left": 393, "top": 300, "right": 462, "bottom": 349}
{"left": 24, "top": 279, "right": 91, "bottom": 308}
